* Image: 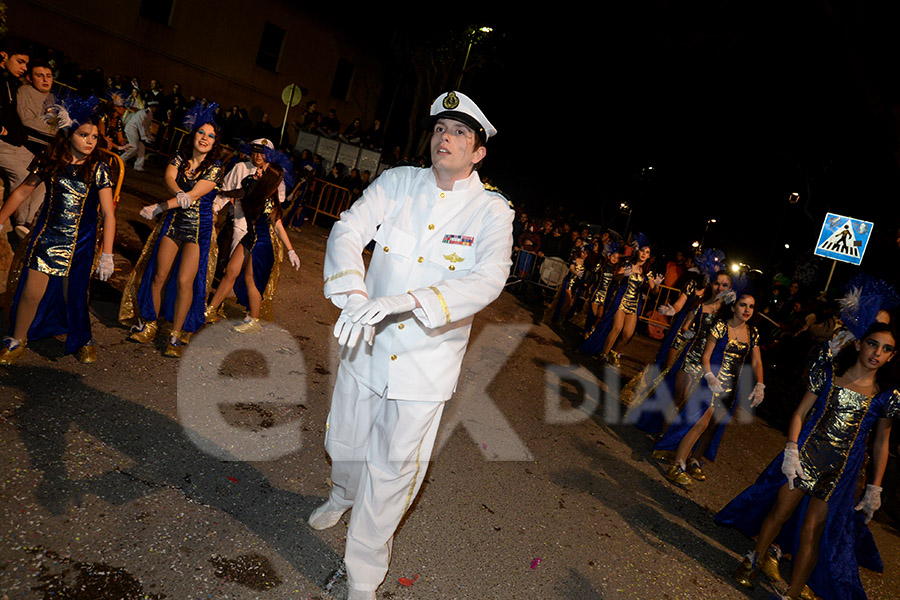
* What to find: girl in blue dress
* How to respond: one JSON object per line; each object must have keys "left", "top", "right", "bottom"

{"left": 0, "top": 98, "right": 116, "bottom": 365}
{"left": 119, "top": 104, "right": 224, "bottom": 357}
{"left": 205, "top": 163, "right": 299, "bottom": 332}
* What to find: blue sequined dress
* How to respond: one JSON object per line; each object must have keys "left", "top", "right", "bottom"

{"left": 651, "top": 320, "right": 758, "bottom": 460}
{"left": 715, "top": 350, "right": 899, "bottom": 600}
{"left": 118, "top": 156, "right": 223, "bottom": 333}
{"left": 580, "top": 267, "right": 649, "bottom": 354}
{"left": 232, "top": 197, "right": 284, "bottom": 320}
{"left": 7, "top": 161, "right": 112, "bottom": 353}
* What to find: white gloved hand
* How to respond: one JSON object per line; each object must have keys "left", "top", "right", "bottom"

{"left": 333, "top": 295, "right": 373, "bottom": 348}
{"left": 176, "top": 191, "right": 192, "bottom": 209}
{"left": 652, "top": 274, "right": 664, "bottom": 286}
{"left": 622, "top": 264, "right": 634, "bottom": 276}
{"left": 704, "top": 371, "right": 725, "bottom": 394}
{"left": 682, "top": 329, "right": 696, "bottom": 339}
{"left": 719, "top": 289, "right": 737, "bottom": 304}
{"left": 96, "top": 253, "right": 114, "bottom": 281}
{"left": 348, "top": 293, "right": 417, "bottom": 326}
{"left": 658, "top": 304, "right": 676, "bottom": 316}
{"left": 140, "top": 204, "right": 163, "bottom": 220}
{"left": 782, "top": 443, "right": 806, "bottom": 490}
{"left": 287, "top": 249, "right": 300, "bottom": 270}
{"left": 855, "top": 484, "right": 882, "bottom": 524}
{"left": 828, "top": 329, "right": 855, "bottom": 354}
{"left": 748, "top": 382, "right": 765, "bottom": 408}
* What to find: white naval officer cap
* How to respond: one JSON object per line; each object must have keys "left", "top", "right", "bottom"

{"left": 426, "top": 91, "right": 497, "bottom": 142}
{"left": 250, "top": 138, "right": 275, "bottom": 150}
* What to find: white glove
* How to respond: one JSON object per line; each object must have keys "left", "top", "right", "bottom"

{"left": 855, "top": 484, "right": 882, "bottom": 524}
{"left": 719, "top": 289, "right": 737, "bottom": 305}
{"left": 782, "top": 443, "right": 806, "bottom": 490}
{"left": 828, "top": 329, "right": 855, "bottom": 354}
{"left": 658, "top": 304, "right": 676, "bottom": 316}
{"left": 682, "top": 329, "right": 696, "bottom": 339}
{"left": 287, "top": 249, "right": 300, "bottom": 270}
{"left": 652, "top": 274, "right": 664, "bottom": 286}
{"left": 348, "top": 293, "right": 417, "bottom": 326}
{"left": 140, "top": 204, "right": 162, "bottom": 220}
{"left": 333, "top": 295, "right": 374, "bottom": 348}
{"left": 748, "top": 382, "right": 765, "bottom": 408}
{"left": 96, "top": 253, "right": 114, "bottom": 281}
{"left": 176, "top": 191, "right": 192, "bottom": 209}
{"left": 623, "top": 264, "right": 634, "bottom": 276}
{"left": 704, "top": 371, "right": 725, "bottom": 394}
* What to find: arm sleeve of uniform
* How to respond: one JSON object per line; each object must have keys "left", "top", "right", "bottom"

{"left": 221, "top": 163, "right": 244, "bottom": 191}
{"left": 410, "top": 196, "right": 513, "bottom": 328}
{"left": 322, "top": 170, "right": 395, "bottom": 303}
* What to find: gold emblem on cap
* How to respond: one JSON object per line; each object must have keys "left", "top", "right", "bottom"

{"left": 443, "top": 92, "right": 460, "bottom": 110}
{"left": 443, "top": 252, "right": 465, "bottom": 263}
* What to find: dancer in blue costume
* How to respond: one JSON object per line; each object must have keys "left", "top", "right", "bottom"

{"left": 0, "top": 97, "right": 116, "bottom": 365}
{"left": 659, "top": 288, "right": 765, "bottom": 485}
{"left": 118, "top": 103, "right": 224, "bottom": 357}
{"left": 205, "top": 163, "right": 299, "bottom": 332}
{"left": 580, "top": 232, "right": 663, "bottom": 365}
{"left": 625, "top": 269, "right": 733, "bottom": 434}
{"left": 621, "top": 249, "right": 727, "bottom": 410}
{"left": 717, "top": 281, "right": 898, "bottom": 600}
{"left": 545, "top": 247, "right": 586, "bottom": 324}
{"left": 583, "top": 242, "right": 623, "bottom": 334}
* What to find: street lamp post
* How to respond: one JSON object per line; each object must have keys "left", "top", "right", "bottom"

{"left": 699, "top": 218, "right": 717, "bottom": 250}
{"left": 456, "top": 26, "right": 493, "bottom": 89}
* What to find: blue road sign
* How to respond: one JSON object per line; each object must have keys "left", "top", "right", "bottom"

{"left": 813, "top": 213, "right": 874, "bottom": 266}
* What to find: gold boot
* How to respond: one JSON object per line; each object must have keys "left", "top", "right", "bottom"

{"left": 128, "top": 320, "right": 158, "bottom": 343}
{"left": 799, "top": 585, "right": 816, "bottom": 600}
{"left": 0, "top": 337, "right": 27, "bottom": 366}
{"left": 163, "top": 330, "right": 187, "bottom": 358}
{"left": 607, "top": 350, "right": 620, "bottom": 366}
{"left": 759, "top": 545, "right": 785, "bottom": 586}
{"left": 651, "top": 449, "right": 675, "bottom": 462}
{"left": 665, "top": 463, "right": 693, "bottom": 487}
{"left": 733, "top": 551, "right": 758, "bottom": 589}
{"left": 233, "top": 316, "right": 261, "bottom": 334}
{"left": 205, "top": 304, "right": 223, "bottom": 324}
{"left": 687, "top": 459, "right": 707, "bottom": 481}
{"left": 76, "top": 341, "right": 98, "bottom": 364}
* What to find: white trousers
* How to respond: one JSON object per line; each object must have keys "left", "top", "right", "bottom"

{"left": 0, "top": 140, "right": 34, "bottom": 229}
{"left": 121, "top": 129, "right": 146, "bottom": 169}
{"left": 324, "top": 365, "right": 445, "bottom": 591}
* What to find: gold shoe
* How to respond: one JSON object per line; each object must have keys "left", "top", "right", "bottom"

{"left": 800, "top": 585, "right": 816, "bottom": 600}
{"left": 666, "top": 463, "right": 693, "bottom": 486}
{"left": 687, "top": 460, "right": 707, "bottom": 481}
{"left": 128, "top": 320, "right": 158, "bottom": 343}
{"left": 233, "top": 317, "right": 261, "bottom": 334}
{"left": 733, "top": 552, "right": 758, "bottom": 589}
{"left": 204, "top": 304, "right": 223, "bottom": 324}
{"left": 0, "top": 337, "right": 26, "bottom": 366}
{"left": 76, "top": 341, "right": 98, "bottom": 364}
{"left": 163, "top": 331, "right": 187, "bottom": 358}
{"left": 760, "top": 546, "right": 785, "bottom": 586}
{"left": 651, "top": 449, "right": 675, "bottom": 462}
{"left": 607, "top": 350, "right": 620, "bottom": 366}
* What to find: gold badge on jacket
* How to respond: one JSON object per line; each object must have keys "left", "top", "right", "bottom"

{"left": 443, "top": 252, "right": 465, "bottom": 263}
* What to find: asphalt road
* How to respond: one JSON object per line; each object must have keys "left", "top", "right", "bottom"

{"left": 1, "top": 164, "right": 898, "bottom": 599}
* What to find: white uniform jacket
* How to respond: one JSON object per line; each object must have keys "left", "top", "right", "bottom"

{"left": 323, "top": 166, "right": 514, "bottom": 401}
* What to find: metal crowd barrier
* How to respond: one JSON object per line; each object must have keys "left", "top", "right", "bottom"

{"left": 302, "top": 179, "right": 352, "bottom": 226}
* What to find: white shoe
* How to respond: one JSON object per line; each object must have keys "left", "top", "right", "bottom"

{"left": 308, "top": 499, "right": 348, "bottom": 530}
{"left": 14, "top": 225, "right": 30, "bottom": 239}
{"left": 348, "top": 588, "right": 376, "bottom": 600}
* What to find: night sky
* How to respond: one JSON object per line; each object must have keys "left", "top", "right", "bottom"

{"left": 399, "top": 2, "right": 900, "bottom": 275}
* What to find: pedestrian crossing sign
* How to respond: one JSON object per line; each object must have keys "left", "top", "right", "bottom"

{"left": 813, "top": 213, "right": 873, "bottom": 266}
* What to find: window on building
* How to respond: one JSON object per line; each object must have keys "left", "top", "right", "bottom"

{"left": 139, "top": 0, "right": 175, "bottom": 26}
{"left": 256, "top": 22, "right": 286, "bottom": 72}
{"left": 330, "top": 58, "right": 355, "bottom": 101}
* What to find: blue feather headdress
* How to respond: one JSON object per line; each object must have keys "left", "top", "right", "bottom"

{"left": 183, "top": 101, "right": 219, "bottom": 132}
{"left": 106, "top": 88, "right": 128, "bottom": 107}
{"left": 838, "top": 274, "right": 899, "bottom": 339}
{"left": 43, "top": 95, "right": 100, "bottom": 131}
{"left": 632, "top": 231, "right": 650, "bottom": 250}
{"left": 694, "top": 248, "right": 726, "bottom": 283}
{"left": 268, "top": 149, "right": 295, "bottom": 191}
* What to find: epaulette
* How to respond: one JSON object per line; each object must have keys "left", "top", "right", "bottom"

{"left": 483, "top": 182, "right": 513, "bottom": 209}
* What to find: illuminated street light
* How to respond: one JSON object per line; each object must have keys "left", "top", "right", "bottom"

{"left": 691, "top": 241, "right": 700, "bottom": 248}
{"left": 456, "top": 26, "right": 494, "bottom": 89}
{"left": 789, "top": 192, "right": 800, "bottom": 204}
{"left": 784, "top": 243, "right": 790, "bottom": 249}
{"left": 731, "top": 263, "right": 740, "bottom": 273}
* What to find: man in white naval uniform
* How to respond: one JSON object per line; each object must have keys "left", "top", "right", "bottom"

{"left": 312, "top": 91, "right": 513, "bottom": 600}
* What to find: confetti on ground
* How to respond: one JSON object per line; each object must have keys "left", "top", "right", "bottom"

{"left": 227, "top": 477, "right": 239, "bottom": 483}
{"left": 530, "top": 558, "right": 542, "bottom": 569}
{"left": 398, "top": 574, "right": 418, "bottom": 587}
